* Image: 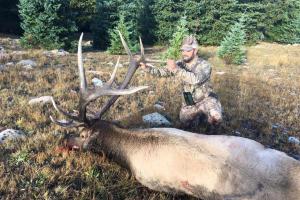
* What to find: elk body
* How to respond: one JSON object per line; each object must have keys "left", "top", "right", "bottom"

{"left": 44, "top": 33, "right": 300, "bottom": 200}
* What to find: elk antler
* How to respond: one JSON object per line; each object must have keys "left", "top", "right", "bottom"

{"left": 96, "top": 31, "right": 146, "bottom": 118}
{"left": 48, "top": 33, "right": 148, "bottom": 128}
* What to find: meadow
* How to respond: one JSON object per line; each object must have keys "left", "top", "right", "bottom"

{"left": 0, "top": 34, "right": 299, "bottom": 199}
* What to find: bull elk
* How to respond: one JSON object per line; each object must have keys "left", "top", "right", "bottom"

{"left": 42, "top": 33, "right": 300, "bottom": 200}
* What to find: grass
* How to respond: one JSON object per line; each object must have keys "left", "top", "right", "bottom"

{"left": 0, "top": 35, "right": 300, "bottom": 199}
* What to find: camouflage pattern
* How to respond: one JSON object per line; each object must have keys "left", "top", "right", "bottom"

{"left": 146, "top": 56, "right": 222, "bottom": 126}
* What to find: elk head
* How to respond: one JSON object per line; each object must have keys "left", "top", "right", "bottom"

{"left": 47, "top": 32, "right": 147, "bottom": 148}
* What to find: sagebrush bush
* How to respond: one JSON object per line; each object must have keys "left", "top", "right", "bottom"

{"left": 18, "top": 0, "right": 77, "bottom": 50}
{"left": 217, "top": 16, "right": 246, "bottom": 65}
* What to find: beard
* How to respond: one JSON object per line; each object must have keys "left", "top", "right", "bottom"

{"left": 183, "top": 55, "right": 194, "bottom": 63}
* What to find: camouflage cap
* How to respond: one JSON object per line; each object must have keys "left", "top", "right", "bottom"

{"left": 181, "top": 35, "right": 198, "bottom": 51}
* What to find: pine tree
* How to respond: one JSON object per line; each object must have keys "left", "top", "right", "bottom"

{"left": 69, "top": 0, "right": 96, "bottom": 32}
{"left": 92, "top": 0, "right": 143, "bottom": 49}
{"left": 217, "top": 16, "right": 246, "bottom": 65}
{"left": 108, "top": 15, "right": 139, "bottom": 54}
{"left": 163, "top": 16, "right": 189, "bottom": 60}
{"left": 18, "top": 0, "right": 77, "bottom": 50}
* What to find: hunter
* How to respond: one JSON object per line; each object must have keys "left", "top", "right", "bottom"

{"left": 140, "top": 35, "right": 222, "bottom": 128}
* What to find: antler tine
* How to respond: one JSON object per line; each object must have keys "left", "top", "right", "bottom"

{"left": 139, "top": 36, "right": 145, "bottom": 62}
{"left": 78, "top": 33, "right": 87, "bottom": 92}
{"left": 106, "top": 56, "right": 120, "bottom": 87}
{"left": 50, "top": 116, "right": 85, "bottom": 128}
{"left": 96, "top": 32, "right": 142, "bottom": 118}
{"left": 118, "top": 30, "right": 132, "bottom": 57}
{"left": 85, "top": 85, "right": 148, "bottom": 103}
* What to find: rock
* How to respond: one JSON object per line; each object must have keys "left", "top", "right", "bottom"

{"left": 0, "top": 129, "right": 25, "bottom": 144}
{"left": 154, "top": 104, "right": 165, "bottom": 111}
{"left": 29, "top": 96, "right": 53, "bottom": 105}
{"left": 0, "top": 46, "right": 4, "bottom": 52}
{"left": 22, "top": 64, "right": 34, "bottom": 70}
{"left": 215, "top": 71, "right": 226, "bottom": 75}
{"left": 5, "top": 62, "right": 14, "bottom": 67}
{"left": 17, "top": 59, "right": 37, "bottom": 68}
{"left": 51, "top": 49, "right": 69, "bottom": 56}
{"left": 92, "top": 78, "right": 103, "bottom": 87}
{"left": 143, "top": 112, "right": 172, "bottom": 127}
{"left": 154, "top": 101, "right": 166, "bottom": 111}
{"left": 0, "top": 64, "right": 5, "bottom": 71}
{"left": 288, "top": 136, "right": 300, "bottom": 145}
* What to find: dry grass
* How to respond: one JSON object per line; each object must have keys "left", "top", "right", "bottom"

{"left": 0, "top": 35, "right": 299, "bottom": 199}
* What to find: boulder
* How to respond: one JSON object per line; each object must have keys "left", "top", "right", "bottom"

{"left": 17, "top": 59, "right": 37, "bottom": 68}
{"left": 92, "top": 78, "right": 103, "bottom": 87}
{"left": 143, "top": 112, "right": 172, "bottom": 127}
{"left": 288, "top": 136, "right": 300, "bottom": 145}
{"left": 0, "top": 129, "right": 25, "bottom": 144}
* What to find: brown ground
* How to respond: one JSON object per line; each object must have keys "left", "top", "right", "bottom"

{"left": 0, "top": 34, "right": 299, "bottom": 199}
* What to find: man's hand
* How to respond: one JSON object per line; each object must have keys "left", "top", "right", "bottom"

{"left": 166, "top": 59, "right": 178, "bottom": 73}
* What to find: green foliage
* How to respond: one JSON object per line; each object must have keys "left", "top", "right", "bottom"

{"left": 92, "top": 0, "right": 144, "bottom": 49}
{"left": 108, "top": 15, "right": 139, "bottom": 54}
{"left": 18, "top": 0, "right": 77, "bottom": 50}
{"left": 152, "top": 0, "right": 240, "bottom": 45}
{"left": 217, "top": 16, "right": 246, "bottom": 64}
{"left": 69, "top": 0, "right": 96, "bottom": 32}
{"left": 163, "top": 16, "right": 189, "bottom": 60}
{"left": 263, "top": 0, "right": 300, "bottom": 44}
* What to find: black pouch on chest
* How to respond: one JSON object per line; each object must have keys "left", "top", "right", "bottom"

{"left": 183, "top": 92, "right": 195, "bottom": 106}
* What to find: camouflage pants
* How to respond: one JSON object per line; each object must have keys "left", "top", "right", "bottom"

{"left": 179, "top": 96, "right": 222, "bottom": 127}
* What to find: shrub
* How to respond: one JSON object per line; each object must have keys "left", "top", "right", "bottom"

{"left": 108, "top": 15, "right": 139, "bottom": 54}
{"left": 163, "top": 16, "right": 189, "bottom": 60}
{"left": 217, "top": 16, "right": 246, "bottom": 64}
{"left": 18, "top": 0, "right": 77, "bottom": 50}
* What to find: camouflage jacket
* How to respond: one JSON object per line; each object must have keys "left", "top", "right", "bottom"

{"left": 145, "top": 56, "right": 213, "bottom": 105}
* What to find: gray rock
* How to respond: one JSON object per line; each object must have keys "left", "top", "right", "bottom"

{"left": 28, "top": 96, "right": 53, "bottom": 105}
{"left": 17, "top": 59, "right": 37, "bottom": 67}
{"left": 143, "top": 112, "right": 172, "bottom": 127}
{"left": 0, "top": 129, "right": 25, "bottom": 144}
{"left": 5, "top": 62, "right": 14, "bottom": 67}
{"left": 51, "top": 49, "right": 69, "bottom": 56}
{"left": 0, "top": 64, "right": 5, "bottom": 71}
{"left": 92, "top": 78, "right": 103, "bottom": 87}
{"left": 22, "top": 64, "right": 34, "bottom": 70}
{"left": 154, "top": 104, "right": 165, "bottom": 111}
{"left": 288, "top": 136, "right": 300, "bottom": 145}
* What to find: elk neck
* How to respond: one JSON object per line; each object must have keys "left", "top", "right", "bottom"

{"left": 87, "top": 120, "right": 166, "bottom": 169}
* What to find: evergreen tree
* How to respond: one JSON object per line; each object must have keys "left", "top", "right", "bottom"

{"left": 18, "top": 0, "right": 77, "bottom": 50}
{"left": 108, "top": 15, "right": 139, "bottom": 54}
{"left": 263, "top": 0, "right": 300, "bottom": 44}
{"left": 163, "top": 16, "right": 189, "bottom": 60}
{"left": 217, "top": 16, "right": 246, "bottom": 64}
{"left": 69, "top": 0, "right": 96, "bottom": 32}
{"left": 92, "top": 0, "right": 144, "bottom": 49}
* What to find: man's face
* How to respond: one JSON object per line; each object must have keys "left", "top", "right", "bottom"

{"left": 182, "top": 49, "right": 196, "bottom": 62}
